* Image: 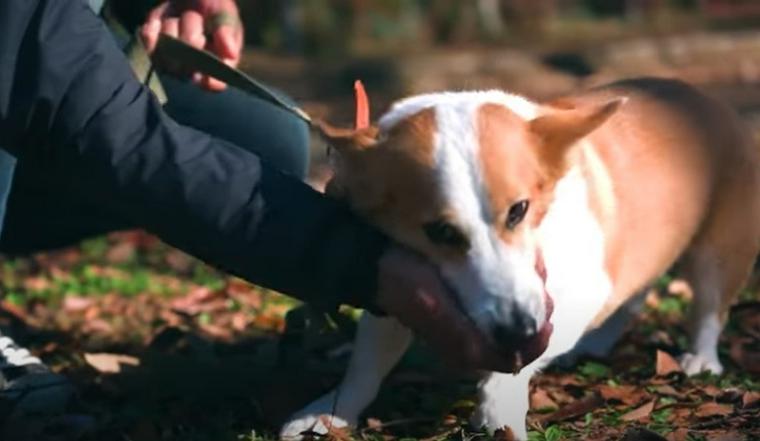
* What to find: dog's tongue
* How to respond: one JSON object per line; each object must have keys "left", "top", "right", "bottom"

{"left": 354, "top": 80, "right": 370, "bottom": 130}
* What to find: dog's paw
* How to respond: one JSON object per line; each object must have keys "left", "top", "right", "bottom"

{"left": 280, "top": 413, "right": 350, "bottom": 440}
{"left": 470, "top": 405, "right": 528, "bottom": 440}
{"left": 679, "top": 352, "right": 723, "bottom": 376}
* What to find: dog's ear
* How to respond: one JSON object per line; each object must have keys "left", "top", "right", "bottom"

{"left": 530, "top": 97, "right": 624, "bottom": 177}
{"left": 316, "top": 120, "right": 379, "bottom": 154}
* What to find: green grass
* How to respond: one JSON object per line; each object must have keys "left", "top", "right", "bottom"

{"left": 1, "top": 232, "right": 758, "bottom": 441}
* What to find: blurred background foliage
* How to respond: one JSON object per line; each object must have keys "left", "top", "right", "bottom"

{"left": 239, "top": 0, "right": 760, "bottom": 56}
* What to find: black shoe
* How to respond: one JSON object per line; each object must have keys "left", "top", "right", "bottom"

{"left": 0, "top": 333, "right": 74, "bottom": 420}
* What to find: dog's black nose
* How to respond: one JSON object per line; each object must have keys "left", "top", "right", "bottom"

{"left": 491, "top": 309, "right": 538, "bottom": 343}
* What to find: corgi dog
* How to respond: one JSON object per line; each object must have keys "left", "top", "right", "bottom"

{"left": 281, "top": 78, "right": 760, "bottom": 440}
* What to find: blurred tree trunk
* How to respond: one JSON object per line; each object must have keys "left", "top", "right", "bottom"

{"left": 478, "top": 0, "right": 505, "bottom": 38}
{"left": 501, "top": 0, "right": 558, "bottom": 35}
{"left": 625, "top": 0, "right": 667, "bottom": 20}
{"left": 279, "top": 0, "right": 304, "bottom": 54}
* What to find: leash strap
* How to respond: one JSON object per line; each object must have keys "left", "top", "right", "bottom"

{"left": 153, "top": 34, "right": 313, "bottom": 125}
{"left": 101, "top": 3, "right": 168, "bottom": 104}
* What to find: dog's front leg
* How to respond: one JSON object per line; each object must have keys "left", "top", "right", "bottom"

{"left": 280, "top": 312, "right": 413, "bottom": 439}
{"left": 470, "top": 367, "right": 537, "bottom": 440}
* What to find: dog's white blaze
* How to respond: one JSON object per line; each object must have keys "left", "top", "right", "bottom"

{"left": 379, "top": 90, "right": 540, "bottom": 131}
{"left": 536, "top": 167, "right": 613, "bottom": 360}
{"left": 472, "top": 166, "right": 614, "bottom": 438}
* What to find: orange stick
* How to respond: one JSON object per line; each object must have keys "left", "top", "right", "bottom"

{"left": 354, "top": 80, "right": 370, "bottom": 130}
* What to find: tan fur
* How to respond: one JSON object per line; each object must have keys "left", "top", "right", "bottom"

{"left": 476, "top": 104, "right": 546, "bottom": 239}
{"left": 558, "top": 79, "right": 760, "bottom": 327}
{"left": 322, "top": 108, "right": 466, "bottom": 260}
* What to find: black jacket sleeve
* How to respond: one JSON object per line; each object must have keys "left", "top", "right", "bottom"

{"left": 0, "top": 0, "right": 388, "bottom": 311}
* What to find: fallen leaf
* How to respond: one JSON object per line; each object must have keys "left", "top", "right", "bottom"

{"left": 84, "top": 353, "right": 140, "bottom": 374}
{"left": 704, "top": 431, "right": 744, "bottom": 441}
{"left": 530, "top": 388, "right": 559, "bottom": 411}
{"left": 539, "top": 392, "right": 604, "bottom": 424}
{"left": 165, "top": 250, "right": 194, "bottom": 273}
{"left": 1, "top": 301, "right": 29, "bottom": 322}
{"left": 81, "top": 318, "right": 113, "bottom": 334}
{"left": 23, "top": 276, "right": 50, "bottom": 292}
{"left": 621, "top": 400, "right": 656, "bottom": 422}
{"left": 701, "top": 385, "right": 722, "bottom": 398}
{"left": 667, "top": 279, "right": 693, "bottom": 299}
{"left": 105, "top": 241, "right": 135, "bottom": 263}
{"left": 645, "top": 288, "right": 661, "bottom": 309}
{"left": 323, "top": 416, "right": 353, "bottom": 441}
{"left": 742, "top": 391, "right": 760, "bottom": 408}
{"left": 729, "top": 338, "right": 760, "bottom": 375}
{"left": 731, "top": 301, "right": 760, "bottom": 339}
{"left": 656, "top": 350, "right": 683, "bottom": 377}
{"left": 366, "top": 418, "right": 382, "bottom": 430}
{"left": 653, "top": 384, "right": 684, "bottom": 398}
{"left": 667, "top": 428, "right": 690, "bottom": 441}
{"left": 598, "top": 384, "right": 644, "bottom": 405}
{"left": 559, "top": 374, "right": 584, "bottom": 385}
{"left": 620, "top": 427, "right": 667, "bottom": 441}
{"left": 694, "top": 402, "right": 733, "bottom": 418}
{"left": 63, "top": 296, "right": 93, "bottom": 312}
{"left": 441, "top": 414, "right": 458, "bottom": 426}
{"left": 717, "top": 388, "right": 744, "bottom": 403}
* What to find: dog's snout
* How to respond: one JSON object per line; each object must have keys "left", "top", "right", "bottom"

{"left": 491, "top": 308, "right": 538, "bottom": 343}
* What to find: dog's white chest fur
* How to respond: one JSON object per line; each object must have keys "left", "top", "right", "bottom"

{"left": 535, "top": 167, "right": 612, "bottom": 360}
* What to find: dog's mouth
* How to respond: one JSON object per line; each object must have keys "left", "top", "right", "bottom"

{"left": 508, "top": 290, "right": 554, "bottom": 373}
{"left": 505, "top": 250, "right": 554, "bottom": 373}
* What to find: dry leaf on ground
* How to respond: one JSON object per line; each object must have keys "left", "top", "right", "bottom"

{"left": 530, "top": 388, "right": 559, "bottom": 411}
{"left": 741, "top": 391, "right": 760, "bottom": 408}
{"left": 84, "top": 353, "right": 140, "bottom": 374}
{"left": 694, "top": 402, "right": 734, "bottom": 418}
{"left": 598, "top": 384, "right": 645, "bottom": 405}
{"left": 620, "top": 427, "right": 667, "bottom": 441}
{"left": 621, "top": 400, "right": 656, "bottom": 422}
{"left": 539, "top": 392, "right": 604, "bottom": 424}
{"left": 666, "top": 428, "right": 691, "bottom": 441}
{"left": 655, "top": 350, "right": 683, "bottom": 377}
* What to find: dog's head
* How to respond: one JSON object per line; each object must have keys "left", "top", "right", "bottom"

{"left": 321, "top": 91, "right": 620, "bottom": 367}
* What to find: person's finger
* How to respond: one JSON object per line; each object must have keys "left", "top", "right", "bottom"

{"left": 211, "top": 25, "right": 242, "bottom": 66}
{"left": 180, "top": 10, "right": 206, "bottom": 48}
{"left": 200, "top": 76, "right": 228, "bottom": 92}
{"left": 198, "top": 26, "right": 241, "bottom": 91}
{"left": 140, "top": 2, "right": 169, "bottom": 53}
{"left": 161, "top": 16, "right": 180, "bottom": 40}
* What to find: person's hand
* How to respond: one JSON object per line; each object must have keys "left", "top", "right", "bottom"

{"left": 374, "top": 246, "right": 518, "bottom": 374}
{"left": 140, "top": 0, "right": 244, "bottom": 91}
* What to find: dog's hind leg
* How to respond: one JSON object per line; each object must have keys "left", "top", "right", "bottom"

{"left": 677, "top": 185, "right": 759, "bottom": 375}
{"left": 677, "top": 244, "right": 754, "bottom": 375}
{"left": 280, "top": 313, "right": 412, "bottom": 439}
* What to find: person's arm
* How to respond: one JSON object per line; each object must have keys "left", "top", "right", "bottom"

{"left": 0, "top": 0, "right": 517, "bottom": 373}
{"left": 0, "top": 0, "right": 386, "bottom": 311}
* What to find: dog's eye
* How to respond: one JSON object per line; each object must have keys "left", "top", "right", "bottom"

{"left": 423, "top": 221, "right": 469, "bottom": 249}
{"left": 506, "top": 200, "right": 530, "bottom": 230}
